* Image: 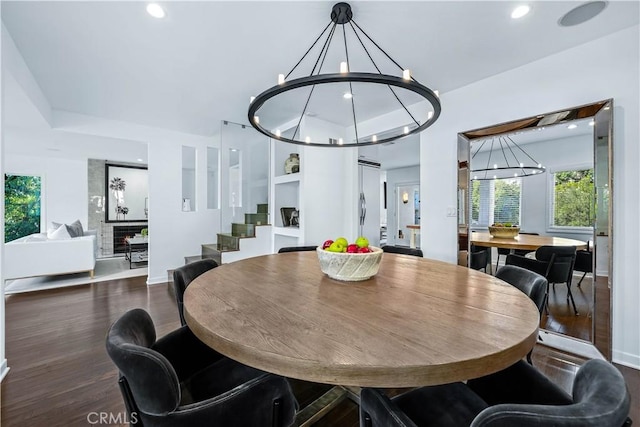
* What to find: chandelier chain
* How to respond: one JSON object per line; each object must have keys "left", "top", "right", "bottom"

{"left": 348, "top": 22, "right": 419, "bottom": 127}
{"left": 502, "top": 136, "right": 528, "bottom": 176}
{"left": 342, "top": 24, "right": 360, "bottom": 143}
{"left": 293, "top": 23, "right": 337, "bottom": 140}
{"left": 285, "top": 21, "right": 332, "bottom": 80}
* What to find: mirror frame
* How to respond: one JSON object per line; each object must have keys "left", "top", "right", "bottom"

{"left": 105, "top": 163, "right": 149, "bottom": 223}
{"left": 457, "top": 99, "right": 613, "bottom": 358}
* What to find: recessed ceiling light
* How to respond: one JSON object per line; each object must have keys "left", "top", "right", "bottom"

{"left": 589, "top": 121, "right": 595, "bottom": 126}
{"left": 146, "top": 3, "right": 166, "bottom": 19}
{"left": 137, "top": 158, "right": 144, "bottom": 162}
{"left": 568, "top": 124, "right": 578, "bottom": 129}
{"left": 343, "top": 92, "right": 353, "bottom": 99}
{"left": 511, "top": 5, "right": 530, "bottom": 19}
{"left": 559, "top": 1, "right": 606, "bottom": 27}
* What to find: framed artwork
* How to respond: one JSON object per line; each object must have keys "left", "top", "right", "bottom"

{"left": 105, "top": 164, "right": 149, "bottom": 222}
{"left": 280, "top": 207, "right": 299, "bottom": 227}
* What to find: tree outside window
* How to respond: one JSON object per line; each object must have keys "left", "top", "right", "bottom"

{"left": 4, "top": 175, "right": 42, "bottom": 242}
{"left": 552, "top": 169, "right": 594, "bottom": 227}
{"left": 471, "top": 178, "right": 521, "bottom": 226}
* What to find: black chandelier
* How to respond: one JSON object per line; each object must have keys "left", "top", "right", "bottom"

{"left": 471, "top": 134, "right": 546, "bottom": 181}
{"left": 248, "top": 2, "right": 441, "bottom": 147}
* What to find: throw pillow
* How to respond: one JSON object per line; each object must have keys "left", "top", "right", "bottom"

{"left": 47, "top": 224, "right": 72, "bottom": 240}
{"left": 50, "top": 220, "right": 84, "bottom": 237}
{"left": 67, "top": 219, "right": 84, "bottom": 237}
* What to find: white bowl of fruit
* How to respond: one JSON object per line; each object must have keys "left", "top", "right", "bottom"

{"left": 316, "top": 236, "right": 383, "bottom": 282}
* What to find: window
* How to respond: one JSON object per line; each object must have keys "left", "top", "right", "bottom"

{"left": 551, "top": 168, "right": 594, "bottom": 228}
{"left": 4, "top": 174, "right": 42, "bottom": 242}
{"left": 471, "top": 178, "right": 521, "bottom": 227}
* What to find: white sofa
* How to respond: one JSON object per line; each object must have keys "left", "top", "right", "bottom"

{"left": 4, "top": 230, "right": 97, "bottom": 280}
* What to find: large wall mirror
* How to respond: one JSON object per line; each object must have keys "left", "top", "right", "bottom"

{"left": 457, "top": 99, "right": 613, "bottom": 358}
{"left": 105, "top": 164, "right": 149, "bottom": 222}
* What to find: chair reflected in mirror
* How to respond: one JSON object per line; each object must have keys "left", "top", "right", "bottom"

{"left": 574, "top": 241, "right": 593, "bottom": 288}
{"left": 470, "top": 245, "right": 489, "bottom": 273}
{"left": 506, "top": 245, "right": 578, "bottom": 315}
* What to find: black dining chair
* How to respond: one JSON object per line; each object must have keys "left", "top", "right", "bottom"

{"left": 495, "top": 265, "right": 547, "bottom": 364}
{"left": 359, "top": 359, "right": 631, "bottom": 427}
{"left": 506, "top": 245, "right": 578, "bottom": 315}
{"left": 469, "top": 245, "right": 490, "bottom": 273}
{"left": 381, "top": 245, "right": 423, "bottom": 257}
{"left": 173, "top": 259, "right": 219, "bottom": 326}
{"left": 106, "top": 308, "right": 298, "bottom": 427}
{"left": 573, "top": 241, "right": 593, "bottom": 287}
{"left": 278, "top": 245, "right": 318, "bottom": 253}
{"left": 494, "top": 232, "right": 539, "bottom": 272}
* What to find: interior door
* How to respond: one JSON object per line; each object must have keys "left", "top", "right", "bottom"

{"left": 360, "top": 165, "right": 381, "bottom": 246}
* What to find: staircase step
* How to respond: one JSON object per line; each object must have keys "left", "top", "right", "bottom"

{"left": 231, "top": 223, "right": 255, "bottom": 238}
{"left": 245, "top": 213, "right": 269, "bottom": 225}
{"left": 256, "top": 203, "right": 269, "bottom": 214}
{"left": 193, "top": 249, "right": 223, "bottom": 266}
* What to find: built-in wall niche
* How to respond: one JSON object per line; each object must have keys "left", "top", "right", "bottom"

{"left": 105, "top": 163, "right": 148, "bottom": 222}
{"left": 207, "top": 147, "right": 219, "bottom": 209}
{"left": 182, "top": 146, "right": 196, "bottom": 211}
{"left": 229, "top": 148, "right": 242, "bottom": 208}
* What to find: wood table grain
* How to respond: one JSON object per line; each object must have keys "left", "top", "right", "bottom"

{"left": 184, "top": 252, "right": 539, "bottom": 388}
{"left": 471, "top": 232, "right": 587, "bottom": 251}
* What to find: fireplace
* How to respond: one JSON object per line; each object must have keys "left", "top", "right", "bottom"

{"left": 113, "top": 225, "right": 147, "bottom": 254}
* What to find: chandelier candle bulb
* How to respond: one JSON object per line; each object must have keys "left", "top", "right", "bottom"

{"left": 254, "top": 116, "right": 259, "bottom": 124}
{"left": 278, "top": 74, "right": 285, "bottom": 85}
{"left": 338, "top": 138, "right": 343, "bottom": 145}
{"left": 404, "top": 126, "right": 409, "bottom": 134}
{"left": 250, "top": 96, "right": 255, "bottom": 103}
{"left": 305, "top": 136, "right": 311, "bottom": 143}
{"left": 427, "top": 111, "right": 434, "bottom": 119}
{"left": 340, "top": 61, "right": 348, "bottom": 73}
{"left": 434, "top": 90, "right": 440, "bottom": 97}
{"left": 403, "top": 69, "right": 411, "bottom": 80}
{"left": 275, "top": 129, "right": 281, "bottom": 137}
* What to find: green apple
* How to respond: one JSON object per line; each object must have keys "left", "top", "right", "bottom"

{"left": 355, "top": 236, "right": 369, "bottom": 248}
{"left": 335, "top": 237, "right": 349, "bottom": 248}
{"left": 327, "top": 242, "right": 345, "bottom": 252}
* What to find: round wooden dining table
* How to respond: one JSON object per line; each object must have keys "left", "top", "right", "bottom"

{"left": 471, "top": 232, "right": 588, "bottom": 251}
{"left": 184, "top": 251, "right": 539, "bottom": 388}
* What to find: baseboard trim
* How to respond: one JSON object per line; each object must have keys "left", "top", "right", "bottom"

{"left": 612, "top": 350, "right": 640, "bottom": 370}
{"left": 0, "top": 359, "right": 10, "bottom": 382}
{"left": 538, "top": 330, "right": 605, "bottom": 360}
{"left": 146, "top": 276, "right": 167, "bottom": 285}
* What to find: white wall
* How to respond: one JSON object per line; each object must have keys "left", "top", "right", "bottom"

{"left": 148, "top": 138, "right": 220, "bottom": 284}
{"left": 4, "top": 154, "right": 88, "bottom": 232}
{"left": 420, "top": 26, "right": 639, "bottom": 368}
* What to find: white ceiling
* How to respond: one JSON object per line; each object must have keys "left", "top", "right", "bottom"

{"left": 3, "top": 1, "right": 638, "bottom": 139}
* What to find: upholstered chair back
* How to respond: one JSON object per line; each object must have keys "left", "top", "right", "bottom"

{"left": 534, "top": 245, "right": 576, "bottom": 284}
{"left": 495, "top": 265, "right": 547, "bottom": 315}
{"left": 381, "top": 246, "right": 424, "bottom": 257}
{"left": 471, "top": 359, "right": 631, "bottom": 427}
{"left": 106, "top": 309, "right": 181, "bottom": 415}
{"left": 173, "top": 259, "right": 219, "bottom": 326}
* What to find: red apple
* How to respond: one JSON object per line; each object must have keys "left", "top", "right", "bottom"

{"left": 358, "top": 247, "right": 371, "bottom": 253}
{"left": 322, "top": 239, "right": 334, "bottom": 249}
{"left": 346, "top": 244, "right": 358, "bottom": 253}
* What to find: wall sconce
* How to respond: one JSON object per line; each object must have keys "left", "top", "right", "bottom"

{"left": 402, "top": 192, "right": 409, "bottom": 204}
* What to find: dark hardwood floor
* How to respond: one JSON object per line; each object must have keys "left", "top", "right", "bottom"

{"left": 2, "top": 277, "right": 637, "bottom": 426}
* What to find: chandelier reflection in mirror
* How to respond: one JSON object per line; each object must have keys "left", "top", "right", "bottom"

{"left": 471, "top": 134, "right": 546, "bottom": 180}
{"left": 248, "top": 2, "right": 441, "bottom": 147}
